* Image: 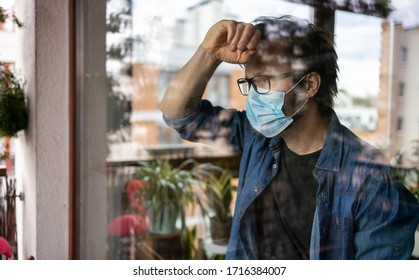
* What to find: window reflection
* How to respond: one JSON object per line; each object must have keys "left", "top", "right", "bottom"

{"left": 105, "top": 0, "right": 418, "bottom": 260}
{"left": 107, "top": 0, "right": 311, "bottom": 160}
{"left": 401, "top": 46, "right": 408, "bottom": 64}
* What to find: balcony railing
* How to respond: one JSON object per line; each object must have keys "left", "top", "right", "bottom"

{"left": 0, "top": 167, "right": 19, "bottom": 259}
{"left": 106, "top": 151, "right": 241, "bottom": 259}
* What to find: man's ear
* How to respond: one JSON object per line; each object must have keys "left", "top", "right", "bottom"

{"left": 305, "top": 72, "right": 321, "bottom": 98}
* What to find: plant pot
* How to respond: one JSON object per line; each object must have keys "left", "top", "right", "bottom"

{"left": 0, "top": 87, "right": 28, "bottom": 137}
{"left": 210, "top": 216, "right": 232, "bottom": 245}
{"left": 148, "top": 203, "right": 179, "bottom": 234}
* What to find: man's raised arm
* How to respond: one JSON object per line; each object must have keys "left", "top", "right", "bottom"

{"left": 159, "top": 19, "right": 261, "bottom": 119}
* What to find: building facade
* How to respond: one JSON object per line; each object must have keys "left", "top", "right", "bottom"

{"left": 126, "top": 0, "right": 245, "bottom": 159}
{"left": 379, "top": 21, "right": 419, "bottom": 163}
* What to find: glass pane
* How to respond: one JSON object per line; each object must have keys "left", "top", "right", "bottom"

{"left": 103, "top": 0, "right": 419, "bottom": 260}
{"left": 105, "top": 0, "right": 310, "bottom": 260}
{"left": 334, "top": 11, "right": 381, "bottom": 133}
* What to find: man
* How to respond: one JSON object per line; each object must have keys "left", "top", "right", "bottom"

{"left": 160, "top": 15, "right": 419, "bottom": 259}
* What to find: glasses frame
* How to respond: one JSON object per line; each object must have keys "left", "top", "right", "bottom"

{"left": 237, "top": 72, "right": 294, "bottom": 96}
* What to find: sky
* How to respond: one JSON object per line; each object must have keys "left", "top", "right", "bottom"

{"left": 334, "top": 11, "right": 382, "bottom": 97}
{"left": 389, "top": 0, "right": 419, "bottom": 28}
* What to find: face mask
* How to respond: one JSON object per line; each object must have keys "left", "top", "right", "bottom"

{"left": 246, "top": 75, "right": 308, "bottom": 138}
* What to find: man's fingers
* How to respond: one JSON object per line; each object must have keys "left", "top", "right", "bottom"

{"left": 229, "top": 22, "right": 245, "bottom": 51}
{"left": 247, "top": 28, "right": 262, "bottom": 50}
{"left": 228, "top": 22, "right": 260, "bottom": 52}
{"left": 225, "top": 20, "right": 237, "bottom": 45}
{"left": 203, "top": 20, "right": 261, "bottom": 64}
{"left": 237, "top": 23, "right": 259, "bottom": 51}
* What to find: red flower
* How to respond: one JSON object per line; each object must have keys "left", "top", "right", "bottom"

{"left": 126, "top": 179, "right": 144, "bottom": 204}
{"left": 107, "top": 214, "right": 148, "bottom": 237}
{"left": 0, "top": 236, "right": 12, "bottom": 259}
{"left": 126, "top": 179, "right": 147, "bottom": 216}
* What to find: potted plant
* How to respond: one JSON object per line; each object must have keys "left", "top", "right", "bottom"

{"left": 133, "top": 158, "right": 219, "bottom": 259}
{"left": 0, "top": 8, "right": 26, "bottom": 143}
{"left": 133, "top": 159, "right": 217, "bottom": 234}
{"left": 205, "top": 169, "right": 237, "bottom": 245}
{"left": 0, "top": 65, "right": 28, "bottom": 138}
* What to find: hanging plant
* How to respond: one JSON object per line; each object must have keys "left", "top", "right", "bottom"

{"left": 0, "top": 65, "right": 28, "bottom": 137}
{"left": 0, "top": 6, "right": 26, "bottom": 139}
{"left": 0, "top": 6, "right": 23, "bottom": 27}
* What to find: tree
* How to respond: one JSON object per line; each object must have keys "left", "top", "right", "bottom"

{"left": 284, "top": 0, "right": 392, "bottom": 36}
{"left": 106, "top": 0, "right": 133, "bottom": 142}
{"left": 285, "top": 0, "right": 392, "bottom": 17}
{"left": 0, "top": 6, "right": 22, "bottom": 27}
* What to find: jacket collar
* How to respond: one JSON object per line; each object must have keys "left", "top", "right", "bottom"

{"left": 315, "top": 110, "right": 342, "bottom": 172}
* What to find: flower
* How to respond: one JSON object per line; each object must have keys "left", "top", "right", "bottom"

{"left": 126, "top": 179, "right": 147, "bottom": 216}
{"left": 126, "top": 179, "right": 144, "bottom": 204}
{"left": 0, "top": 236, "right": 12, "bottom": 259}
{"left": 107, "top": 214, "right": 147, "bottom": 237}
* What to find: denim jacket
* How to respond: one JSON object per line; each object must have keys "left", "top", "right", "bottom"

{"left": 163, "top": 100, "right": 419, "bottom": 259}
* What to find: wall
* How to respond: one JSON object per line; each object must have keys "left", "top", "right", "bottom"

{"left": 379, "top": 21, "right": 419, "bottom": 157}
{"left": 14, "top": 0, "right": 108, "bottom": 260}
{"left": 14, "top": 0, "right": 70, "bottom": 259}
{"left": 403, "top": 27, "right": 419, "bottom": 147}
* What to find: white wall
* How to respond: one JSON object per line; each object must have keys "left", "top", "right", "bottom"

{"left": 14, "top": 0, "right": 70, "bottom": 259}
{"left": 13, "top": 0, "right": 108, "bottom": 260}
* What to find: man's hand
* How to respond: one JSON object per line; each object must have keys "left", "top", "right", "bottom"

{"left": 200, "top": 20, "right": 262, "bottom": 64}
{"left": 160, "top": 19, "right": 260, "bottom": 118}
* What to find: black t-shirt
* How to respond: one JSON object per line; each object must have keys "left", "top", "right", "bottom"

{"left": 254, "top": 141, "right": 320, "bottom": 259}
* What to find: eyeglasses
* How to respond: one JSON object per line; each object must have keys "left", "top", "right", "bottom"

{"left": 237, "top": 72, "right": 294, "bottom": 96}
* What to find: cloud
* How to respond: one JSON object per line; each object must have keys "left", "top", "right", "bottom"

{"left": 224, "top": 0, "right": 311, "bottom": 22}
{"left": 334, "top": 11, "right": 381, "bottom": 97}
{"left": 335, "top": 12, "right": 381, "bottom": 61}
{"left": 389, "top": 0, "right": 419, "bottom": 28}
{"left": 338, "top": 58, "right": 380, "bottom": 97}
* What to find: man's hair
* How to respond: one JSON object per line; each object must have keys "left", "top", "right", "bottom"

{"left": 253, "top": 15, "right": 339, "bottom": 112}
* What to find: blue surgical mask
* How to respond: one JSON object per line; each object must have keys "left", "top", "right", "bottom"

{"left": 246, "top": 75, "right": 308, "bottom": 138}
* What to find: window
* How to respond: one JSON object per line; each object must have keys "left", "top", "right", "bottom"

{"left": 397, "top": 116, "right": 403, "bottom": 133}
{"left": 398, "top": 82, "right": 405, "bottom": 100}
{"left": 102, "top": 0, "right": 312, "bottom": 260}
{"left": 75, "top": 0, "right": 419, "bottom": 260}
{"left": 401, "top": 47, "right": 408, "bottom": 65}
{"left": 107, "top": 0, "right": 311, "bottom": 161}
